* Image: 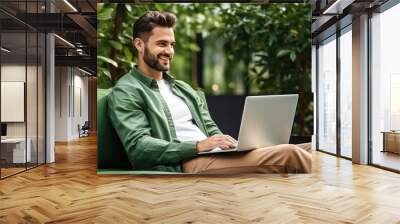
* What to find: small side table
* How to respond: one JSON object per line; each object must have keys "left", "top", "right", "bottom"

{"left": 381, "top": 131, "right": 400, "bottom": 154}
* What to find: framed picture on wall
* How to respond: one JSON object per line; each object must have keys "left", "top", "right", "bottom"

{"left": 1, "top": 81, "right": 25, "bottom": 122}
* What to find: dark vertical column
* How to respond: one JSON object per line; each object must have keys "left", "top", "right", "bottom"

{"left": 367, "top": 11, "right": 372, "bottom": 165}
{"left": 336, "top": 27, "right": 341, "bottom": 157}
{"left": 44, "top": 0, "right": 47, "bottom": 164}
{"left": 25, "top": 0, "right": 28, "bottom": 171}
{"left": 196, "top": 33, "right": 204, "bottom": 88}
{"left": 0, "top": 20, "right": 2, "bottom": 179}
{"left": 69, "top": 69, "right": 71, "bottom": 117}
{"left": 315, "top": 44, "right": 319, "bottom": 151}
{"left": 72, "top": 68, "right": 75, "bottom": 118}
{"left": 36, "top": 0, "right": 39, "bottom": 167}
{"left": 88, "top": 76, "right": 97, "bottom": 132}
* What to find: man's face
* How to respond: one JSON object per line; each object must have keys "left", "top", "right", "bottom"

{"left": 141, "top": 27, "right": 175, "bottom": 72}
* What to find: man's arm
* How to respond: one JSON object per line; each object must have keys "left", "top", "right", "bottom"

{"left": 107, "top": 87, "right": 198, "bottom": 169}
{"left": 196, "top": 89, "right": 223, "bottom": 136}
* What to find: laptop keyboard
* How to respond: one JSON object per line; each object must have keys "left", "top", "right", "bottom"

{"left": 198, "top": 147, "right": 238, "bottom": 155}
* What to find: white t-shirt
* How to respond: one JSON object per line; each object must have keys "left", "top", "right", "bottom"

{"left": 157, "top": 79, "right": 208, "bottom": 142}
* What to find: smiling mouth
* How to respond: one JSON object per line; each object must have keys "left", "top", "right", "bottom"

{"left": 159, "top": 55, "right": 170, "bottom": 62}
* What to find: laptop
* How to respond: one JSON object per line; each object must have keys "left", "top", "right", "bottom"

{"left": 198, "top": 94, "right": 298, "bottom": 155}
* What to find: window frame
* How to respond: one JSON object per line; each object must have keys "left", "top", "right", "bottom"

{"left": 314, "top": 16, "right": 353, "bottom": 161}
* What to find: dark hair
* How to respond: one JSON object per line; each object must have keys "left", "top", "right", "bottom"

{"left": 133, "top": 11, "right": 176, "bottom": 41}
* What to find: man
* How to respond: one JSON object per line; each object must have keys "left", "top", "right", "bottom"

{"left": 108, "top": 11, "right": 312, "bottom": 174}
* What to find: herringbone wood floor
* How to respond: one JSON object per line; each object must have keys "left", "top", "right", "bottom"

{"left": 1, "top": 135, "right": 400, "bottom": 224}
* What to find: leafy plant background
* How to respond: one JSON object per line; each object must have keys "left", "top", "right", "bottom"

{"left": 97, "top": 3, "right": 312, "bottom": 136}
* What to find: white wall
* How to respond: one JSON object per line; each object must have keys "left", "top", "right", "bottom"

{"left": 55, "top": 67, "right": 89, "bottom": 141}
{"left": 55, "top": 66, "right": 69, "bottom": 141}
{"left": 1, "top": 65, "right": 39, "bottom": 137}
{"left": 1, "top": 65, "right": 26, "bottom": 140}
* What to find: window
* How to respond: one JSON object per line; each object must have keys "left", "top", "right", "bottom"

{"left": 339, "top": 26, "right": 352, "bottom": 158}
{"left": 317, "top": 35, "right": 337, "bottom": 154}
{"left": 370, "top": 2, "right": 400, "bottom": 171}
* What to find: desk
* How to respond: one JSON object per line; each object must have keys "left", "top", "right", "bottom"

{"left": 1, "top": 138, "right": 31, "bottom": 163}
{"left": 382, "top": 131, "right": 400, "bottom": 154}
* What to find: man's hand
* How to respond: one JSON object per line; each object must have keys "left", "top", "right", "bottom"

{"left": 196, "top": 134, "right": 238, "bottom": 152}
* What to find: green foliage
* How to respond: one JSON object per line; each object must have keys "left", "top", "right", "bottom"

{"left": 97, "top": 3, "right": 223, "bottom": 87}
{"left": 97, "top": 3, "right": 312, "bottom": 135}
{"left": 217, "top": 4, "right": 312, "bottom": 135}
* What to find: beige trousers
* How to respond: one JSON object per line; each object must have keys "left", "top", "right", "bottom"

{"left": 183, "top": 143, "right": 312, "bottom": 174}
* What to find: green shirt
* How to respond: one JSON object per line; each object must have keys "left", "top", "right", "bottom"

{"left": 107, "top": 66, "right": 222, "bottom": 172}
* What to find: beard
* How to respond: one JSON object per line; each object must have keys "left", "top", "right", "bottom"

{"left": 143, "top": 45, "right": 171, "bottom": 72}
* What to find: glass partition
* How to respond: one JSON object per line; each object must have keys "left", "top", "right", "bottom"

{"left": 1, "top": 31, "right": 28, "bottom": 177}
{"left": 0, "top": 0, "right": 46, "bottom": 179}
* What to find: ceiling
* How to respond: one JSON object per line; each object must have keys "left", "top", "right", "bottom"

{"left": 311, "top": 0, "right": 389, "bottom": 41}
{"left": 0, "top": 0, "right": 97, "bottom": 74}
